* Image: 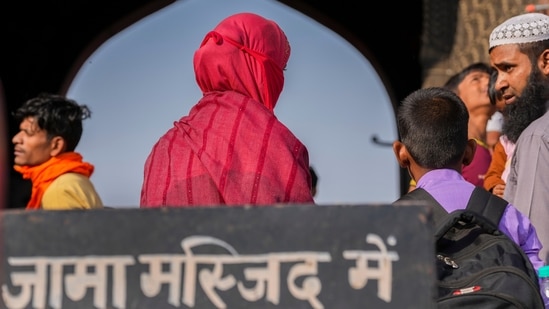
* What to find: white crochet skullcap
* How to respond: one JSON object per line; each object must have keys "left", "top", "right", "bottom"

{"left": 489, "top": 13, "right": 549, "bottom": 49}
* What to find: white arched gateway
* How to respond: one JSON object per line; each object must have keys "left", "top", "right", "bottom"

{"left": 67, "top": 0, "right": 400, "bottom": 207}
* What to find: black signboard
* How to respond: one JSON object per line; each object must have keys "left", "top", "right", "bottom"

{"left": 0, "top": 204, "right": 435, "bottom": 308}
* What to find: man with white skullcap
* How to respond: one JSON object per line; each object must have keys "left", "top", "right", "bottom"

{"left": 490, "top": 12, "right": 549, "bottom": 282}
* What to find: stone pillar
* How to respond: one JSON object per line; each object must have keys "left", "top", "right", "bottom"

{"left": 421, "top": 0, "right": 529, "bottom": 88}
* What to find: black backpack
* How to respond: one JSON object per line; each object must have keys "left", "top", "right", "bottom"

{"left": 396, "top": 187, "right": 544, "bottom": 308}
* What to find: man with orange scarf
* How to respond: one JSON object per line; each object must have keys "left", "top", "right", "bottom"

{"left": 140, "top": 12, "right": 314, "bottom": 207}
{"left": 12, "top": 93, "right": 103, "bottom": 210}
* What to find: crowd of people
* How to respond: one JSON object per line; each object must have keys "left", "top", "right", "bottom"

{"left": 400, "top": 12, "right": 549, "bottom": 306}
{"left": 2, "top": 10, "right": 549, "bottom": 307}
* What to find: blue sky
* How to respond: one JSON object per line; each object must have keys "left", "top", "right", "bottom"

{"left": 67, "top": 0, "right": 400, "bottom": 207}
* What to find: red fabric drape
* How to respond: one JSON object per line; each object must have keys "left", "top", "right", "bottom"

{"left": 140, "top": 91, "right": 313, "bottom": 207}
{"left": 193, "top": 12, "right": 290, "bottom": 113}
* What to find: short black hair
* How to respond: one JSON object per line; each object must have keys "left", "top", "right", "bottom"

{"left": 488, "top": 69, "right": 501, "bottom": 106}
{"left": 397, "top": 87, "right": 469, "bottom": 168}
{"left": 13, "top": 93, "right": 91, "bottom": 151}
{"left": 443, "top": 62, "right": 493, "bottom": 93}
{"left": 309, "top": 166, "right": 318, "bottom": 189}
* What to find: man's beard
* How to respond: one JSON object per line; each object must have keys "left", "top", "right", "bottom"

{"left": 502, "top": 69, "right": 548, "bottom": 143}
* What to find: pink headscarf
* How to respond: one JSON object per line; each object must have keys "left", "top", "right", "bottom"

{"left": 140, "top": 13, "right": 313, "bottom": 207}
{"left": 193, "top": 12, "right": 290, "bottom": 112}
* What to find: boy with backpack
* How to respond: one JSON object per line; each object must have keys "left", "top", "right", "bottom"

{"left": 392, "top": 87, "right": 546, "bottom": 307}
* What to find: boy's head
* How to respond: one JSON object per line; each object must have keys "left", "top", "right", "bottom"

{"left": 393, "top": 87, "right": 475, "bottom": 176}
{"left": 443, "top": 62, "right": 495, "bottom": 117}
{"left": 443, "top": 62, "right": 493, "bottom": 94}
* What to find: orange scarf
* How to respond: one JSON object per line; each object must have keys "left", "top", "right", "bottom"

{"left": 13, "top": 152, "right": 94, "bottom": 210}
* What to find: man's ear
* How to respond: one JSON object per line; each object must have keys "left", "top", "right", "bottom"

{"left": 462, "top": 139, "right": 477, "bottom": 166}
{"left": 49, "top": 136, "right": 66, "bottom": 157}
{"left": 539, "top": 49, "right": 549, "bottom": 75}
{"left": 393, "top": 141, "right": 411, "bottom": 168}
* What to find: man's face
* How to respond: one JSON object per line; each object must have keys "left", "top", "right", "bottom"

{"left": 490, "top": 44, "right": 549, "bottom": 143}
{"left": 12, "top": 116, "right": 54, "bottom": 166}
{"left": 501, "top": 67, "right": 548, "bottom": 143}
{"left": 490, "top": 44, "right": 533, "bottom": 105}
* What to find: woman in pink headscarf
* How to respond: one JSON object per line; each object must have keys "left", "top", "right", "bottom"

{"left": 140, "top": 12, "right": 314, "bottom": 207}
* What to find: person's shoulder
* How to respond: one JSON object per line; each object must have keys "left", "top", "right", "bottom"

{"left": 471, "top": 139, "right": 492, "bottom": 160}
{"left": 51, "top": 172, "right": 93, "bottom": 185}
{"left": 491, "top": 111, "right": 503, "bottom": 121}
{"left": 42, "top": 173, "right": 103, "bottom": 209}
{"left": 486, "top": 111, "right": 503, "bottom": 131}
{"left": 524, "top": 110, "right": 549, "bottom": 132}
{"left": 473, "top": 139, "right": 491, "bottom": 150}
{"left": 515, "top": 113, "right": 549, "bottom": 144}
{"left": 501, "top": 202, "right": 530, "bottom": 222}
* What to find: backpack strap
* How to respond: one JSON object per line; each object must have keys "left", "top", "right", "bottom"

{"left": 396, "top": 187, "right": 509, "bottom": 226}
{"left": 395, "top": 188, "right": 448, "bottom": 224}
{"left": 465, "top": 187, "right": 508, "bottom": 226}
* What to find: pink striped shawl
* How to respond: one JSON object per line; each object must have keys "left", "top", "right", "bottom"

{"left": 140, "top": 13, "right": 314, "bottom": 207}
